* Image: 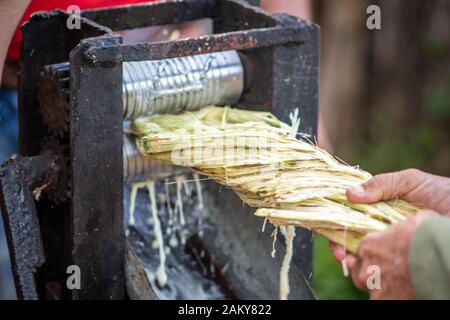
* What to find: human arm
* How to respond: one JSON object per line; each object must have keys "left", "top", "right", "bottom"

{"left": 0, "top": 0, "right": 30, "bottom": 85}
{"left": 330, "top": 169, "right": 450, "bottom": 299}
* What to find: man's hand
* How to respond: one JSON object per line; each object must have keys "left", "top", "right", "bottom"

{"left": 330, "top": 169, "right": 450, "bottom": 299}
{"left": 350, "top": 211, "right": 435, "bottom": 299}
{"left": 346, "top": 168, "right": 450, "bottom": 215}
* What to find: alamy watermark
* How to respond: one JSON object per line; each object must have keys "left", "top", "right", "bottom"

{"left": 66, "top": 5, "right": 81, "bottom": 30}
{"left": 367, "top": 5, "right": 381, "bottom": 30}
{"left": 167, "top": 127, "right": 289, "bottom": 180}
{"left": 366, "top": 265, "right": 381, "bottom": 290}
{"left": 66, "top": 265, "right": 81, "bottom": 290}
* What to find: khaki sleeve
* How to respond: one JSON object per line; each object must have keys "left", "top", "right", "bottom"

{"left": 408, "top": 215, "right": 450, "bottom": 299}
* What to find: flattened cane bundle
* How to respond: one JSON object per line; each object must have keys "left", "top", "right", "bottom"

{"left": 131, "top": 106, "right": 419, "bottom": 254}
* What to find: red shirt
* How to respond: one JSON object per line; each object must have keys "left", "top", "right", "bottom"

{"left": 8, "top": 0, "right": 155, "bottom": 61}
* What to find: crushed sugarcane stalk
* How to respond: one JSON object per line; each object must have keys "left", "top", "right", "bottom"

{"left": 130, "top": 106, "right": 421, "bottom": 299}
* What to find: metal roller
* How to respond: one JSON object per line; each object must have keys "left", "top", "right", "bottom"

{"left": 39, "top": 51, "right": 244, "bottom": 136}
{"left": 40, "top": 51, "right": 243, "bottom": 181}
{"left": 123, "top": 50, "right": 244, "bottom": 120}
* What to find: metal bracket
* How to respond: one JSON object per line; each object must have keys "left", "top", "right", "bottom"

{"left": 0, "top": 151, "right": 61, "bottom": 299}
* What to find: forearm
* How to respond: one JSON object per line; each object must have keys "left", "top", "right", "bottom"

{"left": 408, "top": 215, "right": 450, "bottom": 299}
{"left": 0, "top": 0, "right": 30, "bottom": 85}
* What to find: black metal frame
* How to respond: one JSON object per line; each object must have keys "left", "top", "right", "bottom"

{"left": 0, "top": 0, "right": 319, "bottom": 299}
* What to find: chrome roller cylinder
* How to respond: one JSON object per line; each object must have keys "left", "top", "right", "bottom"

{"left": 123, "top": 50, "right": 244, "bottom": 120}
{"left": 124, "top": 134, "right": 185, "bottom": 183}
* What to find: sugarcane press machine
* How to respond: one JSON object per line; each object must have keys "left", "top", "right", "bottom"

{"left": 0, "top": 0, "right": 319, "bottom": 300}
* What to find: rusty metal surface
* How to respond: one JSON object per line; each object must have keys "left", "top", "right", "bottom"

{"left": 17, "top": 10, "right": 122, "bottom": 300}
{"left": 83, "top": 27, "right": 305, "bottom": 64}
{"left": 125, "top": 240, "right": 158, "bottom": 300}
{"left": 0, "top": 152, "right": 61, "bottom": 299}
{"left": 69, "top": 35, "right": 125, "bottom": 300}
{"left": 19, "top": 10, "right": 114, "bottom": 157}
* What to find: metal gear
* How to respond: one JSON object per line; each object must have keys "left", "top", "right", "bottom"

{"left": 37, "top": 63, "right": 70, "bottom": 138}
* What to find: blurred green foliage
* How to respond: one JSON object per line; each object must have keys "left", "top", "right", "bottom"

{"left": 359, "top": 75, "right": 450, "bottom": 176}
{"left": 423, "top": 74, "right": 450, "bottom": 121}
{"left": 311, "top": 0, "right": 450, "bottom": 301}
{"left": 313, "top": 235, "right": 368, "bottom": 300}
